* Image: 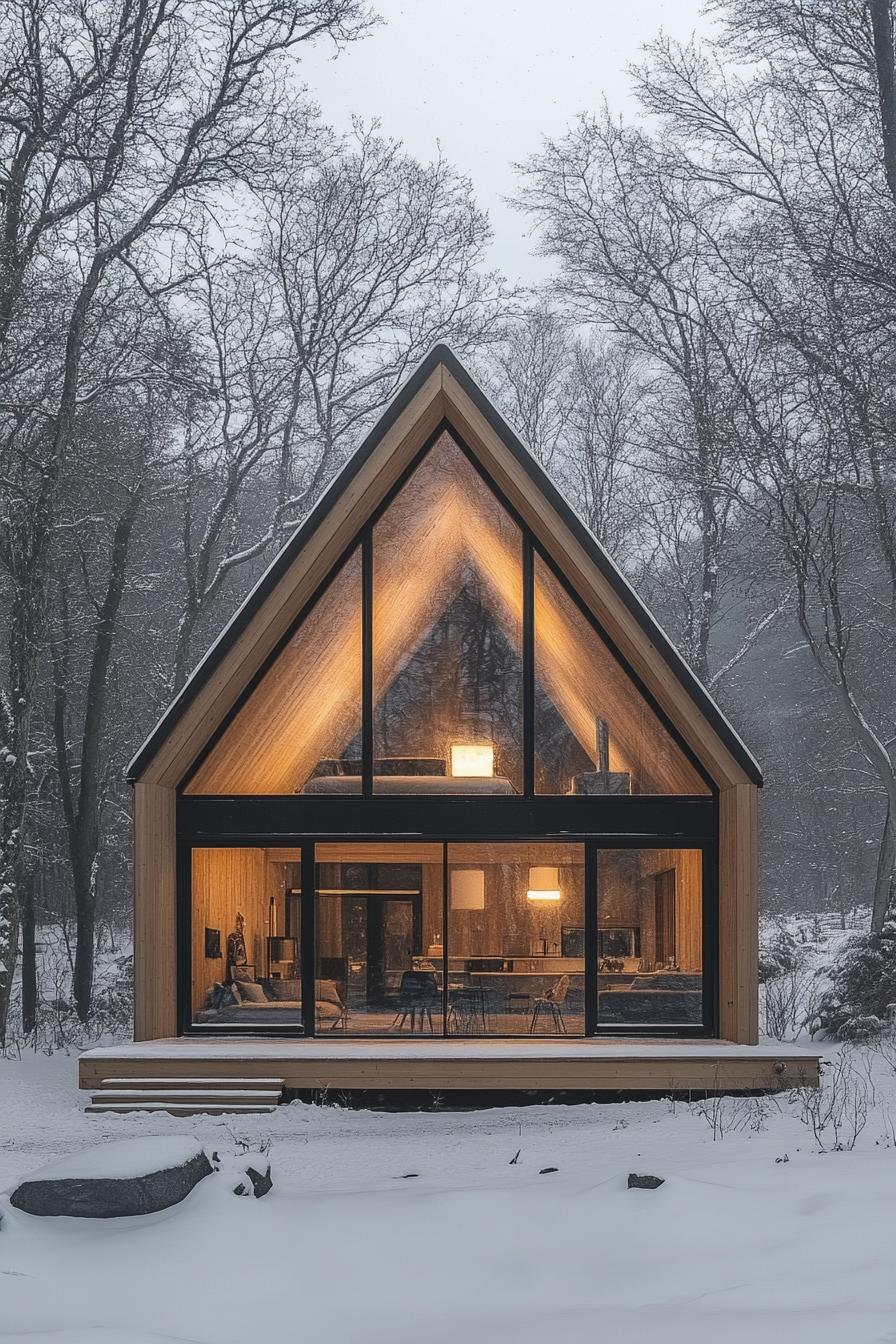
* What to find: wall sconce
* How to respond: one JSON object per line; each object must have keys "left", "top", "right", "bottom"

{"left": 527, "top": 866, "right": 561, "bottom": 901}
{"left": 450, "top": 868, "right": 486, "bottom": 910}
{"left": 450, "top": 742, "right": 495, "bottom": 777}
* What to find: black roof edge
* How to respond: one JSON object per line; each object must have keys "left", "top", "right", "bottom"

{"left": 127, "top": 342, "right": 762, "bottom": 787}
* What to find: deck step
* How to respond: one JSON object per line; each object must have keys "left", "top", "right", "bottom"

{"left": 98, "top": 1077, "right": 285, "bottom": 1090}
{"left": 86, "top": 1101, "right": 277, "bottom": 1116}
{"left": 91, "top": 1088, "right": 282, "bottom": 1104}
{"left": 86, "top": 1074, "right": 285, "bottom": 1116}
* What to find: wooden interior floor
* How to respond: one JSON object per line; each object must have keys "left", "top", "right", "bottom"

{"left": 80, "top": 1038, "right": 822, "bottom": 1094}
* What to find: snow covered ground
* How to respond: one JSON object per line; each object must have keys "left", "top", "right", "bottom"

{"left": 3, "top": 1044, "right": 896, "bottom": 1343}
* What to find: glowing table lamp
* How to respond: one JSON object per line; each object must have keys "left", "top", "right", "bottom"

{"left": 450, "top": 742, "right": 495, "bottom": 777}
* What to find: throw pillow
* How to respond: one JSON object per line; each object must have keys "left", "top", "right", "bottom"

{"left": 268, "top": 978, "right": 301, "bottom": 1002}
{"left": 238, "top": 980, "right": 267, "bottom": 1004}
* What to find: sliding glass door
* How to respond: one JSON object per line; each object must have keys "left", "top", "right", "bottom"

{"left": 185, "top": 838, "right": 711, "bottom": 1037}
{"left": 446, "top": 843, "right": 585, "bottom": 1037}
{"left": 187, "top": 845, "right": 304, "bottom": 1033}
{"left": 595, "top": 848, "right": 706, "bottom": 1031}
{"left": 314, "top": 843, "right": 444, "bottom": 1035}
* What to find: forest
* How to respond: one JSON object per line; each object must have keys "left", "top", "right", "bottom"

{"left": 1, "top": 0, "right": 895, "bottom": 1044}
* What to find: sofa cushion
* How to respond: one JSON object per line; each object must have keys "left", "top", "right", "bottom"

{"left": 267, "top": 978, "right": 301, "bottom": 1002}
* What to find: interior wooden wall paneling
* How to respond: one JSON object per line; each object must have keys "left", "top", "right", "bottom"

{"left": 315, "top": 843, "right": 444, "bottom": 865}
{"left": 448, "top": 845, "right": 585, "bottom": 960}
{"left": 190, "top": 847, "right": 269, "bottom": 1018}
{"left": 187, "top": 553, "right": 363, "bottom": 795}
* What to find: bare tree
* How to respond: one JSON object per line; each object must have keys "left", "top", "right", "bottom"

{"left": 0, "top": 0, "right": 371, "bottom": 1041}
{"left": 166, "top": 122, "right": 505, "bottom": 692}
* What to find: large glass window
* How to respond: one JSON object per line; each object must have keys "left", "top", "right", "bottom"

{"left": 186, "top": 550, "right": 362, "bottom": 795}
{"left": 446, "top": 843, "right": 584, "bottom": 1036}
{"left": 534, "top": 555, "right": 709, "bottom": 796}
{"left": 372, "top": 432, "right": 523, "bottom": 793}
{"left": 596, "top": 848, "right": 704, "bottom": 1028}
{"left": 314, "top": 842, "right": 444, "bottom": 1035}
{"left": 190, "top": 847, "right": 302, "bottom": 1029}
{"left": 187, "top": 842, "right": 708, "bottom": 1037}
{"left": 186, "top": 438, "right": 711, "bottom": 800}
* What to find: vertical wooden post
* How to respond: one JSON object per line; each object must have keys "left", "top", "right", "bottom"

{"left": 718, "top": 781, "right": 759, "bottom": 1043}
{"left": 133, "top": 781, "right": 177, "bottom": 1040}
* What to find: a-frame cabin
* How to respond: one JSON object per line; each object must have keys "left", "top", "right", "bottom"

{"left": 81, "top": 347, "right": 819, "bottom": 1109}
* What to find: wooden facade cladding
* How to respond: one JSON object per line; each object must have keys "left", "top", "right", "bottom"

{"left": 128, "top": 348, "right": 762, "bottom": 1049}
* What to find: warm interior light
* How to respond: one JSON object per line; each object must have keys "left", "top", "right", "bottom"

{"left": 450, "top": 868, "right": 485, "bottom": 910}
{"left": 450, "top": 742, "right": 494, "bottom": 777}
{"left": 527, "top": 865, "right": 561, "bottom": 902}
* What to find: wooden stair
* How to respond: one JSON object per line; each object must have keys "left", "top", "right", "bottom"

{"left": 86, "top": 1076, "right": 285, "bottom": 1116}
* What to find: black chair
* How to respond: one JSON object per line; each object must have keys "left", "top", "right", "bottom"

{"left": 391, "top": 971, "right": 440, "bottom": 1033}
{"left": 447, "top": 985, "right": 488, "bottom": 1034}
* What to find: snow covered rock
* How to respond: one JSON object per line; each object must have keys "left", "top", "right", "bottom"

{"left": 209, "top": 1141, "right": 273, "bottom": 1198}
{"left": 8, "top": 1136, "right": 212, "bottom": 1218}
{"left": 233, "top": 1162, "right": 273, "bottom": 1198}
{"left": 627, "top": 1172, "right": 664, "bottom": 1190}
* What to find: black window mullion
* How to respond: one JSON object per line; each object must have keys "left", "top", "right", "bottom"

{"left": 442, "top": 842, "right": 449, "bottom": 1037}
{"left": 584, "top": 843, "right": 598, "bottom": 1035}
{"left": 702, "top": 842, "right": 717, "bottom": 1037}
{"left": 522, "top": 532, "right": 534, "bottom": 798}
{"left": 361, "top": 529, "right": 373, "bottom": 798}
{"left": 300, "top": 842, "right": 316, "bottom": 1036}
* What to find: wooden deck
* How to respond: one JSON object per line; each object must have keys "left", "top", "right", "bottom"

{"left": 80, "top": 1038, "right": 821, "bottom": 1095}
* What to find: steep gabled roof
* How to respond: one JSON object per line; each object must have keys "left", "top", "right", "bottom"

{"left": 128, "top": 344, "right": 761, "bottom": 787}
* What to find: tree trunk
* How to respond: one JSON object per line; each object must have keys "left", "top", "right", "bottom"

{"left": 20, "top": 869, "right": 37, "bottom": 1035}
{"left": 55, "top": 487, "right": 142, "bottom": 1023}
{"left": 870, "top": 0, "right": 896, "bottom": 204}
{"left": 0, "top": 560, "right": 44, "bottom": 1044}
{"left": 71, "top": 861, "right": 96, "bottom": 1024}
{"left": 872, "top": 802, "right": 896, "bottom": 933}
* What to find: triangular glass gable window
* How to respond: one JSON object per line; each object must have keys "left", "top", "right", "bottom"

{"left": 371, "top": 432, "right": 523, "bottom": 793}
{"left": 186, "top": 432, "right": 709, "bottom": 798}
{"left": 186, "top": 547, "right": 362, "bottom": 794}
{"left": 533, "top": 554, "right": 709, "bottom": 795}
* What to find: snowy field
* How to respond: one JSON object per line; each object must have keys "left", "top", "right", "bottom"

{"left": 2, "top": 1044, "right": 896, "bottom": 1344}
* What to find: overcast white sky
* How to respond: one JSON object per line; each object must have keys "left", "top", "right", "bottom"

{"left": 300, "top": 1, "right": 709, "bottom": 283}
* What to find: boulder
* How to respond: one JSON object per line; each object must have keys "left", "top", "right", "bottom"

{"left": 9, "top": 1136, "right": 212, "bottom": 1218}
{"left": 627, "top": 1172, "right": 665, "bottom": 1190}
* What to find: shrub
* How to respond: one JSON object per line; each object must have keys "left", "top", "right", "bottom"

{"left": 813, "top": 921, "right": 896, "bottom": 1040}
{"left": 758, "top": 923, "right": 802, "bottom": 984}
